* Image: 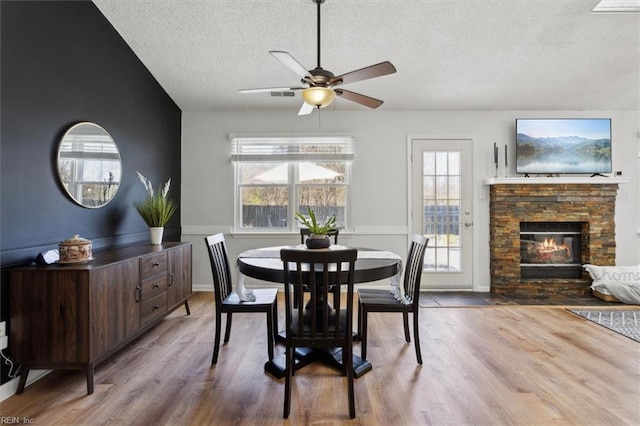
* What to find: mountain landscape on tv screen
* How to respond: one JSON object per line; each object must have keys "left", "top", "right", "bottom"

{"left": 517, "top": 133, "right": 611, "bottom": 153}
{"left": 516, "top": 133, "right": 611, "bottom": 174}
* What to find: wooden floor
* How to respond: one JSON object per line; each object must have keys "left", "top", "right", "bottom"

{"left": 2, "top": 292, "right": 638, "bottom": 425}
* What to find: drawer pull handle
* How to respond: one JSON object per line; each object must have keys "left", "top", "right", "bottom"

{"left": 153, "top": 283, "right": 160, "bottom": 289}
{"left": 153, "top": 305, "right": 160, "bottom": 310}
{"left": 153, "top": 262, "right": 160, "bottom": 267}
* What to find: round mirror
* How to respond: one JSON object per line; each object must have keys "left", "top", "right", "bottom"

{"left": 57, "top": 122, "right": 122, "bottom": 208}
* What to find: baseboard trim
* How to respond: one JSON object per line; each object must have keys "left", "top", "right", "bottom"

{"left": 0, "top": 369, "right": 50, "bottom": 402}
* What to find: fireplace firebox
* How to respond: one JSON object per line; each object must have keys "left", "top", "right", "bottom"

{"left": 520, "top": 222, "right": 583, "bottom": 279}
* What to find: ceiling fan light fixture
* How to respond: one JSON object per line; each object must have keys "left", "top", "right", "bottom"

{"left": 301, "top": 87, "right": 335, "bottom": 108}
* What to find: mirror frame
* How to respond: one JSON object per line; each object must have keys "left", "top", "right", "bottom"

{"left": 57, "top": 122, "right": 122, "bottom": 208}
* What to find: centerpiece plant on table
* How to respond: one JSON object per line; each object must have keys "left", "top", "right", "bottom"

{"left": 295, "top": 207, "right": 341, "bottom": 249}
{"left": 134, "top": 171, "right": 177, "bottom": 244}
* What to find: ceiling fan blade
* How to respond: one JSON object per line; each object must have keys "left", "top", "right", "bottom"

{"left": 334, "top": 89, "right": 384, "bottom": 109}
{"left": 298, "top": 102, "right": 315, "bottom": 116}
{"left": 270, "top": 51, "right": 313, "bottom": 80}
{"left": 238, "top": 86, "right": 303, "bottom": 94}
{"left": 331, "top": 61, "right": 396, "bottom": 86}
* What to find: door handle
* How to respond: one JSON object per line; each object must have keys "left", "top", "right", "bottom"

{"left": 464, "top": 221, "right": 473, "bottom": 227}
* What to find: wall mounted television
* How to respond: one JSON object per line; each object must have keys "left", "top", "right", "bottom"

{"left": 515, "top": 118, "right": 612, "bottom": 175}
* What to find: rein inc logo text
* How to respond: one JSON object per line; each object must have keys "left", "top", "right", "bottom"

{"left": 1, "top": 418, "right": 34, "bottom": 424}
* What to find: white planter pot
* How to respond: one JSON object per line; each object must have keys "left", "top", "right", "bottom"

{"left": 149, "top": 227, "right": 164, "bottom": 245}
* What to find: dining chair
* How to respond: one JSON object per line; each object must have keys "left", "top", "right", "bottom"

{"left": 204, "top": 233, "right": 278, "bottom": 365}
{"left": 280, "top": 247, "right": 358, "bottom": 419}
{"left": 300, "top": 227, "right": 339, "bottom": 244}
{"left": 357, "top": 234, "right": 428, "bottom": 364}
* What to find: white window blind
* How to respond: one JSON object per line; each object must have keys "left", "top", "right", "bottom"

{"left": 230, "top": 135, "right": 355, "bottom": 163}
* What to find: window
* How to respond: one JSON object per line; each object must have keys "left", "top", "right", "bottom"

{"left": 231, "top": 135, "right": 353, "bottom": 232}
{"left": 422, "top": 150, "right": 461, "bottom": 271}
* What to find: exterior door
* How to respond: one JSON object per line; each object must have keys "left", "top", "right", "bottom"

{"left": 411, "top": 139, "right": 473, "bottom": 289}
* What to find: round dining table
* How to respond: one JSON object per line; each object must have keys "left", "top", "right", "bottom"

{"left": 236, "top": 244, "right": 401, "bottom": 379}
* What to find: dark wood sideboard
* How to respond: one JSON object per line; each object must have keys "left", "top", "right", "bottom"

{"left": 9, "top": 242, "right": 192, "bottom": 394}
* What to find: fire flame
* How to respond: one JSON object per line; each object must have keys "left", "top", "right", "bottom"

{"left": 542, "top": 238, "right": 555, "bottom": 250}
{"left": 540, "top": 238, "right": 571, "bottom": 257}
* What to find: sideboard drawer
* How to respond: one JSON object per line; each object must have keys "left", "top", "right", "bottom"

{"left": 141, "top": 274, "right": 168, "bottom": 298}
{"left": 140, "top": 252, "right": 168, "bottom": 279}
{"left": 141, "top": 292, "right": 168, "bottom": 325}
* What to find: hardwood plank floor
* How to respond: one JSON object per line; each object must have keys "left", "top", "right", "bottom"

{"left": 1, "top": 292, "right": 638, "bottom": 425}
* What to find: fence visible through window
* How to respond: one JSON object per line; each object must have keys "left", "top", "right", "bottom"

{"left": 242, "top": 205, "right": 345, "bottom": 229}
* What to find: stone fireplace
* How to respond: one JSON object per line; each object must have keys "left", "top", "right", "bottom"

{"left": 488, "top": 179, "right": 620, "bottom": 297}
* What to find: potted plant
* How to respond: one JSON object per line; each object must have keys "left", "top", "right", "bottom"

{"left": 134, "top": 171, "right": 177, "bottom": 245}
{"left": 295, "top": 207, "right": 341, "bottom": 249}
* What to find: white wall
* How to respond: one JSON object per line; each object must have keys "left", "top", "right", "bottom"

{"left": 181, "top": 109, "right": 640, "bottom": 291}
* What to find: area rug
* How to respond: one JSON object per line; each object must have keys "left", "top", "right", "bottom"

{"left": 567, "top": 309, "right": 640, "bottom": 343}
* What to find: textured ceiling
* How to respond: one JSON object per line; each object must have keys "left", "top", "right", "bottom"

{"left": 92, "top": 0, "right": 640, "bottom": 113}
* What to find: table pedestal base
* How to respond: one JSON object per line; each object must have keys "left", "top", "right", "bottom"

{"left": 264, "top": 347, "right": 372, "bottom": 379}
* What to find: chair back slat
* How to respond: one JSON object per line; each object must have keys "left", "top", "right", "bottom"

{"left": 295, "top": 267, "right": 306, "bottom": 337}
{"left": 281, "top": 248, "right": 357, "bottom": 345}
{"left": 205, "top": 234, "right": 233, "bottom": 306}
{"left": 403, "top": 235, "right": 429, "bottom": 305}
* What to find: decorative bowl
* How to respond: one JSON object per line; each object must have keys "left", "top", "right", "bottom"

{"left": 58, "top": 234, "right": 93, "bottom": 263}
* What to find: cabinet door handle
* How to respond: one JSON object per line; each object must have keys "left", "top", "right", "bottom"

{"left": 135, "top": 286, "right": 142, "bottom": 302}
{"left": 168, "top": 273, "right": 174, "bottom": 287}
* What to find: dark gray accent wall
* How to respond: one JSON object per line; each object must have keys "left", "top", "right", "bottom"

{"left": 0, "top": 1, "right": 182, "bottom": 385}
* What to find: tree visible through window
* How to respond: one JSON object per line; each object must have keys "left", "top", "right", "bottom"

{"left": 231, "top": 135, "right": 353, "bottom": 231}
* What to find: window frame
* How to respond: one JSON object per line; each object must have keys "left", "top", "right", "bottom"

{"left": 230, "top": 134, "right": 353, "bottom": 234}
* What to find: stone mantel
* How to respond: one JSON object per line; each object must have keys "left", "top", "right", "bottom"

{"left": 484, "top": 177, "right": 630, "bottom": 185}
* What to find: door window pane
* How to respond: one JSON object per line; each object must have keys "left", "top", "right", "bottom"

{"left": 423, "top": 152, "right": 436, "bottom": 175}
{"left": 423, "top": 151, "right": 462, "bottom": 272}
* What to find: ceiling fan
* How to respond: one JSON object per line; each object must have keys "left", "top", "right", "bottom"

{"left": 238, "top": 0, "right": 397, "bottom": 116}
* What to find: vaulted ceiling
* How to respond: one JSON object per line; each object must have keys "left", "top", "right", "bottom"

{"left": 93, "top": 0, "right": 640, "bottom": 112}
